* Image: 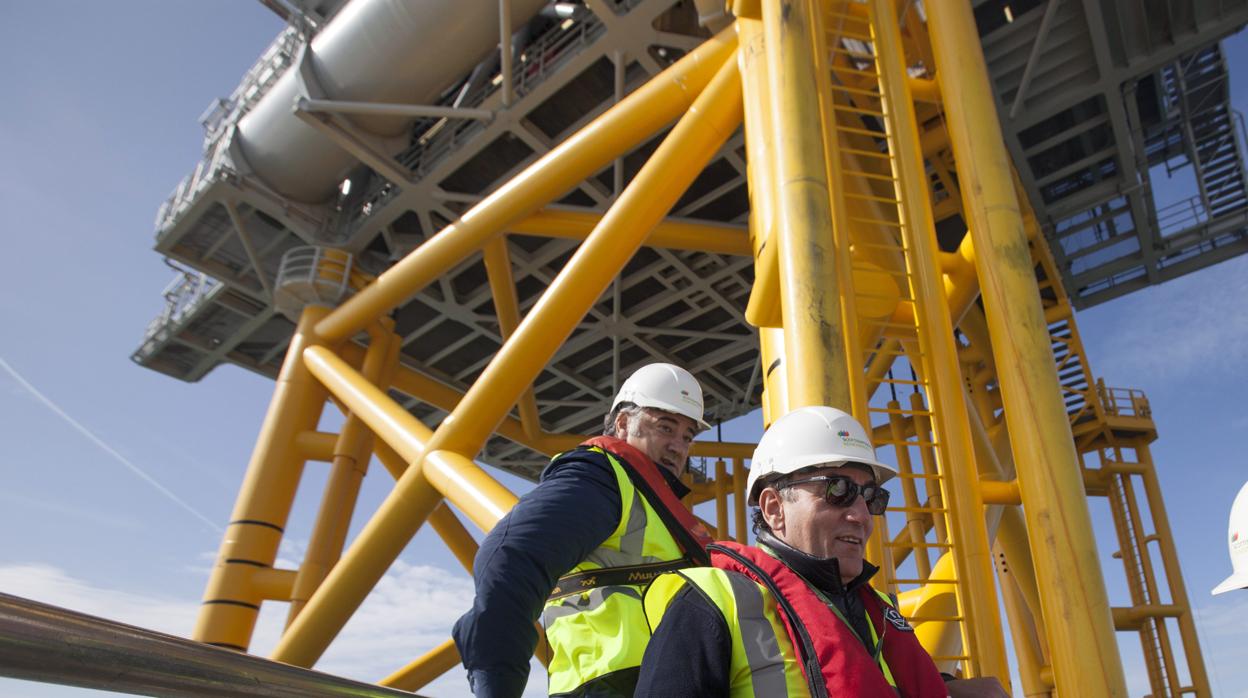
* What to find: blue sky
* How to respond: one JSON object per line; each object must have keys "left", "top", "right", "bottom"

{"left": 1, "top": 3, "right": 1245, "bottom": 697}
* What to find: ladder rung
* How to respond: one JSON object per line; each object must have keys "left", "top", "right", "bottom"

{"left": 850, "top": 263, "right": 906, "bottom": 276}
{"left": 842, "top": 169, "right": 896, "bottom": 182}
{"left": 862, "top": 345, "right": 923, "bottom": 359}
{"left": 831, "top": 83, "right": 882, "bottom": 98}
{"left": 833, "top": 28, "right": 874, "bottom": 42}
{"left": 836, "top": 124, "right": 886, "bottom": 138}
{"left": 834, "top": 103, "right": 885, "bottom": 118}
{"left": 847, "top": 216, "right": 902, "bottom": 229}
{"left": 830, "top": 64, "right": 879, "bottom": 80}
{"left": 931, "top": 655, "right": 971, "bottom": 662}
{"left": 889, "top": 506, "right": 947, "bottom": 514}
{"left": 884, "top": 541, "right": 953, "bottom": 549}
{"left": 855, "top": 293, "right": 904, "bottom": 305}
{"left": 842, "top": 147, "right": 892, "bottom": 160}
{"left": 875, "top": 377, "right": 925, "bottom": 387}
{"left": 893, "top": 578, "right": 957, "bottom": 584}
{"left": 874, "top": 406, "right": 934, "bottom": 417}
{"left": 845, "top": 191, "right": 900, "bottom": 205}
{"left": 850, "top": 235, "right": 904, "bottom": 249}
{"left": 872, "top": 440, "right": 940, "bottom": 451}
{"left": 830, "top": 46, "right": 875, "bottom": 60}
{"left": 822, "top": 9, "right": 868, "bottom": 23}
{"left": 889, "top": 472, "right": 942, "bottom": 480}
{"left": 858, "top": 322, "right": 918, "bottom": 332}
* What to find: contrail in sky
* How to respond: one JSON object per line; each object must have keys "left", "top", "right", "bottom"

{"left": 0, "top": 356, "right": 223, "bottom": 534}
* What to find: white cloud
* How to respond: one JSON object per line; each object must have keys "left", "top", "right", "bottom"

{"left": 0, "top": 563, "right": 199, "bottom": 636}
{"left": 1088, "top": 256, "right": 1248, "bottom": 383}
{"left": 1193, "top": 594, "right": 1248, "bottom": 698}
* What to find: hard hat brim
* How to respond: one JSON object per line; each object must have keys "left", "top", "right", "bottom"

{"left": 1211, "top": 571, "right": 1248, "bottom": 595}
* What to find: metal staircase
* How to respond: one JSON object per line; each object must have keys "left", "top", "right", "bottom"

{"left": 1027, "top": 219, "right": 1210, "bottom": 697}
{"left": 1158, "top": 44, "right": 1248, "bottom": 221}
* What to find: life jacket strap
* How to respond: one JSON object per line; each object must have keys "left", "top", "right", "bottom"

{"left": 548, "top": 558, "right": 694, "bottom": 601}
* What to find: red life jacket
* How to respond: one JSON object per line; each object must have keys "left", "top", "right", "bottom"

{"left": 709, "top": 540, "right": 948, "bottom": 698}
{"left": 581, "top": 436, "right": 713, "bottom": 556}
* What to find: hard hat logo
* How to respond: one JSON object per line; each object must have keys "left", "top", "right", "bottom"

{"left": 840, "top": 433, "right": 872, "bottom": 452}
{"left": 1212, "top": 480, "right": 1248, "bottom": 595}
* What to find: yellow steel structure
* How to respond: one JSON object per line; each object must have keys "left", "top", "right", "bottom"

{"left": 190, "top": 5, "right": 1215, "bottom": 696}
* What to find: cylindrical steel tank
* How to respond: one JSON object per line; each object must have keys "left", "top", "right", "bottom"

{"left": 237, "top": 0, "right": 549, "bottom": 203}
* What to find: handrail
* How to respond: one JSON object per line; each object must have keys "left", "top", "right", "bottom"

{"left": 1095, "top": 379, "right": 1152, "bottom": 419}
{"left": 0, "top": 592, "right": 423, "bottom": 697}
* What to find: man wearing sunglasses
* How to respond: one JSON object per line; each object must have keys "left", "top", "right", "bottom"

{"left": 636, "top": 405, "right": 1005, "bottom": 697}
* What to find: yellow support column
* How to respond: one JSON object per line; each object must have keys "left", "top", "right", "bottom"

{"left": 733, "top": 457, "right": 748, "bottom": 544}
{"left": 866, "top": 0, "right": 1007, "bottom": 681}
{"left": 761, "top": 0, "right": 852, "bottom": 410}
{"left": 714, "top": 459, "right": 729, "bottom": 537}
{"left": 286, "top": 320, "right": 396, "bottom": 626}
{"left": 273, "top": 348, "right": 507, "bottom": 667}
{"left": 737, "top": 16, "right": 790, "bottom": 427}
{"left": 482, "top": 238, "right": 542, "bottom": 441}
{"left": 193, "top": 305, "right": 331, "bottom": 650}
{"left": 925, "top": 3, "right": 1127, "bottom": 694}
{"left": 380, "top": 638, "right": 461, "bottom": 691}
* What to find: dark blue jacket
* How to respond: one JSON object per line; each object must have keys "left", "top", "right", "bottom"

{"left": 452, "top": 446, "right": 688, "bottom": 697}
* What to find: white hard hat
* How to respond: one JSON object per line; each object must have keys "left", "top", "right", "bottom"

{"left": 747, "top": 405, "right": 895, "bottom": 505}
{"left": 1213, "top": 480, "right": 1248, "bottom": 595}
{"left": 612, "top": 363, "right": 710, "bottom": 431}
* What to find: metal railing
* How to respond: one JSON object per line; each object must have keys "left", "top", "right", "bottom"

{"left": 1096, "top": 379, "right": 1152, "bottom": 419}
{"left": 0, "top": 592, "right": 422, "bottom": 697}
{"left": 155, "top": 25, "right": 304, "bottom": 236}
{"left": 134, "top": 270, "right": 222, "bottom": 361}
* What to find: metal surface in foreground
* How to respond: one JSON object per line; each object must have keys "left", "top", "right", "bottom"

{"left": 0, "top": 592, "right": 422, "bottom": 697}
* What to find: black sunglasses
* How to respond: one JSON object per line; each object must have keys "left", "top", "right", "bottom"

{"left": 779, "top": 474, "right": 890, "bottom": 515}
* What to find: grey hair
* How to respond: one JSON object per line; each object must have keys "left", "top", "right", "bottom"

{"left": 750, "top": 475, "right": 799, "bottom": 535}
{"left": 603, "top": 402, "right": 646, "bottom": 436}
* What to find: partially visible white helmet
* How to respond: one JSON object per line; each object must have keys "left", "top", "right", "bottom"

{"left": 612, "top": 363, "right": 710, "bottom": 431}
{"left": 1213, "top": 480, "right": 1248, "bottom": 595}
{"left": 747, "top": 405, "right": 895, "bottom": 505}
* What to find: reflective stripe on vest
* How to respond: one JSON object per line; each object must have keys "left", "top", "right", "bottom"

{"left": 644, "top": 568, "right": 813, "bottom": 698}
{"left": 541, "top": 448, "right": 686, "bottom": 696}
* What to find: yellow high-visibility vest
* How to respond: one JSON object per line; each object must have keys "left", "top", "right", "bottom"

{"left": 541, "top": 447, "right": 688, "bottom": 696}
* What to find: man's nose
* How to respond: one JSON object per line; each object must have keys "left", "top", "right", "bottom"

{"left": 844, "top": 495, "right": 871, "bottom": 521}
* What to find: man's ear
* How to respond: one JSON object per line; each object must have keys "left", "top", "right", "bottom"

{"left": 613, "top": 409, "right": 632, "bottom": 436}
{"left": 758, "top": 487, "right": 784, "bottom": 535}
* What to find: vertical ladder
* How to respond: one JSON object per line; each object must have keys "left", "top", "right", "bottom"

{"left": 814, "top": 1, "right": 1004, "bottom": 678}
